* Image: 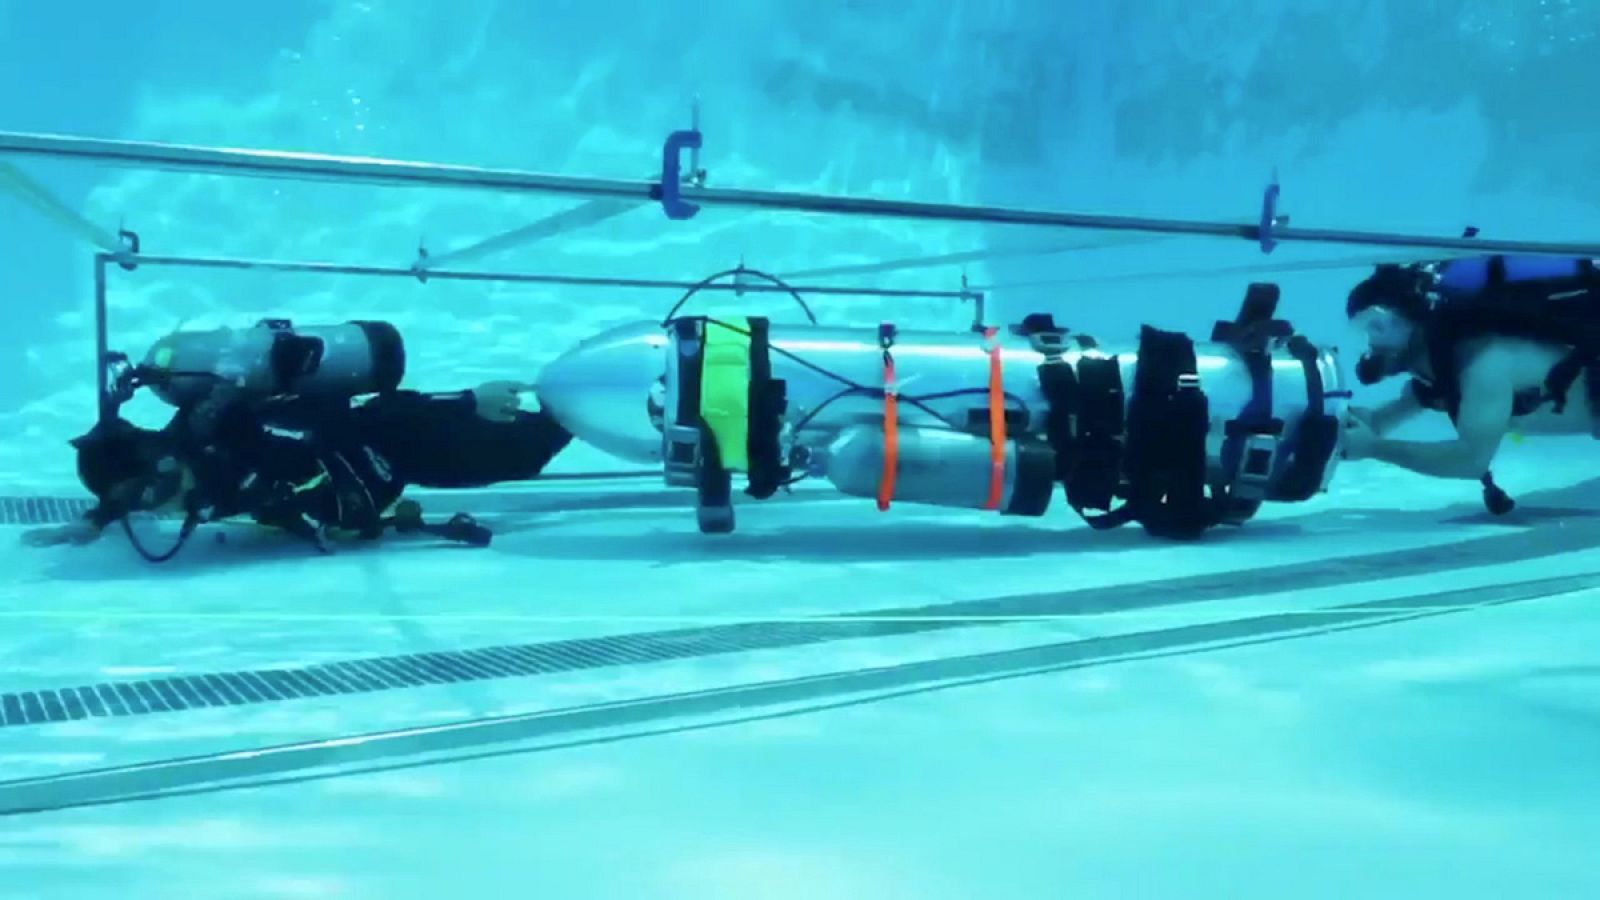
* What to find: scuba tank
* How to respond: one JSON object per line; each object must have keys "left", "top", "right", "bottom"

{"left": 130, "top": 318, "right": 407, "bottom": 408}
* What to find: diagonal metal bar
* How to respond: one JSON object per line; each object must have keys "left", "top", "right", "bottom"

{"left": 779, "top": 232, "right": 1180, "bottom": 281}
{"left": 0, "top": 160, "right": 125, "bottom": 253}
{"left": 413, "top": 197, "right": 639, "bottom": 273}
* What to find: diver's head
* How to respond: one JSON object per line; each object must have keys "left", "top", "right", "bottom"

{"left": 70, "top": 417, "right": 191, "bottom": 521}
{"left": 1346, "top": 264, "right": 1432, "bottom": 384}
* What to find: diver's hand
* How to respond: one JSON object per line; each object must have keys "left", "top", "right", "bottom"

{"left": 1342, "top": 414, "right": 1378, "bottom": 461}
{"left": 21, "top": 519, "right": 104, "bottom": 548}
{"left": 472, "top": 381, "right": 538, "bottom": 422}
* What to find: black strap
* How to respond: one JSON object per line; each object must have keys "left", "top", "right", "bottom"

{"left": 1035, "top": 360, "right": 1080, "bottom": 485}
{"left": 1118, "top": 326, "right": 1216, "bottom": 540}
{"left": 1269, "top": 335, "right": 1340, "bottom": 503}
{"left": 326, "top": 449, "right": 391, "bottom": 539}
{"left": 662, "top": 318, "right": 708, "bottom": 478}
{"left": 674, "top": 319, "right": 705, "bottom": 434}
{"left": 744, "top": 316, "right": 789, "bottom": 499}
{"left": 1206, "top": 282, "right": 1300, "bottom": 519}
{"left": 268, "top": 330, "right": 326, "bottom": 393}
{"left": 1064, "top": 355, "right": 1124, "bottom": 516}
{"left": 1214, "top": 367, "right": 1278, "bottom": 520}
{"left": 696, "top": 416, "right": 732, "bottom": 508}
{"left": 1545, "top": 352, "right": 1589, "bottom": 414}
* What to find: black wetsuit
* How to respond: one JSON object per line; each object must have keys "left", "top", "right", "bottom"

{"left": 176, "top": 389, "right": 572, "bottom": 542}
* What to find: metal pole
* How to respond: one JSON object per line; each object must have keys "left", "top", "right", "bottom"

{"left": 117, "top": 252, "right": 981, "bottom": 300}
{"left": 93, "top": 254, "right": 111, "bottom": 424}
{"left": 969, "top": 247, "right": 1493, "bottom": 293}
{"left": 7, "top": 130, "right": 1599, "bottom": 259}
{"left": 0, "top": 131, "right": 652, "bottom": 201}
{"left": 780, "top": 233, "right": 1176, "bottom": 281}
{"left": 0, "top": 161, "right": 126, "bottom": 254}
{"left": 413, "top": 198, "right": 639, "bottom": 273}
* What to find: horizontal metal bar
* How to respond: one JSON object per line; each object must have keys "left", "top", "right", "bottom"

{"left": 11, "top": 130, "right": 1599, "bottom": 258}
{"left": 111, "top": 252, "right": 980, "bottom": 300}
{"left": 971, "top": 248, "right": 1493, "bottom": 293}
{"left": 701, "top": 184, "right": 1600, "bottom": 257}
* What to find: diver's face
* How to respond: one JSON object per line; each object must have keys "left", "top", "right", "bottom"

{"left": 1351, "top": 306, "right": 1419, "bottom": 380}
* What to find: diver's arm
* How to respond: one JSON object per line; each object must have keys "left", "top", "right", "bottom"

{"left": 1365, "top": 349, "right": 1512, "bottom": 480}
{"left": 19, "top": 513, "right": 106, "bottom": 547}
{"left": 1364, "top": 388, "right": 1425, "bottom": 436}
{"left": 358, "top": 383, "right": 537, "bottom": 422}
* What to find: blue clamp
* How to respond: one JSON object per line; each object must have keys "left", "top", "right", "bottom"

{"left": 1257, "top": 171, "right": 1280, "bottom": 254}
{"left": 412, "top": 243, "right": 431, "bottom": 284}
{"left": 116, "top": 228, "right": 141, "bottom": 272}
{"left": 658, "top": 129, "right": 703, "bottom": 221}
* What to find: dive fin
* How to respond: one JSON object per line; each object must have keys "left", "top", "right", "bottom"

{"left": 386, "top": 499, "right": 493, "bottom": 547}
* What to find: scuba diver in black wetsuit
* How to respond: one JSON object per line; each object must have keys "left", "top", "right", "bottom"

{"left": 1342, "top": 254, "right": 1600, "bottom": 512}
{"left": 19, "top": 317, "right": 574, "bottom": 558}
{"left": 22, "top": 381, "right": 573, "bottom": 555}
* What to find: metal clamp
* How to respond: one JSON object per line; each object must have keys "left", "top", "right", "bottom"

{"left": 657, "top": 101, "right": 706, "bottom": 221}
{"left": 412, "top": 243, "right": 431, "bottom": 283}
{"left": 1258, "top": 170, "right": 1282, "bottom": 254}
{"left": 116, "top": 228, "right": 141, "bottom": 272}
{"left": 658, "top": 130, "right": 702, "bottom": 220}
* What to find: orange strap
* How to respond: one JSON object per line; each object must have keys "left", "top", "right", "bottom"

{"left": 984, "top": 327, "right": 1006, "bottom": 510}
{"left": 877, "top": 324, "right": 898, "bottom": 511}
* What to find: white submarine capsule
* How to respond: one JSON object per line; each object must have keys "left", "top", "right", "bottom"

{"left": 535, "top": 282, "right": 1351, "bottom": 539}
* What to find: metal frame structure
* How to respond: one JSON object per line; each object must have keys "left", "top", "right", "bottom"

{"left": 7, "top": 114, "right": 1600, "bottom": 484}
{"left": 85, "top": 250, "right": 982, "bottom": 422}
{"left": 8, "top": 129, "right": 1600, "bottom": 257}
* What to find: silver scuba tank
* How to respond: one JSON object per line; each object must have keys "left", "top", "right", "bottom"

{"left": 139, "top": 318, "right": 407, "bottom": 408}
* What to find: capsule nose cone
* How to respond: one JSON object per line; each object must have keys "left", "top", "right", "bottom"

{"left": 535, "top": 319, "right": 667, "bottom": 464}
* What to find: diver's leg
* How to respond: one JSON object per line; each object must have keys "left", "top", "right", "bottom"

{"left": 354, "top": 390, "right": 574, "bottom": 488}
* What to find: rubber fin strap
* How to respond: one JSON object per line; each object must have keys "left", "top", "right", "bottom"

{"left": 700, "top": 319, "right": 752, "bottom": 472}
{"left": 878, "top": 323, "right": 898, "bottom": 511}
{"left": 983, "top": 326, "right": 1006, "bottom": 510}
{"left": 744, "top": 317, "right": 789, "bottom": 500}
